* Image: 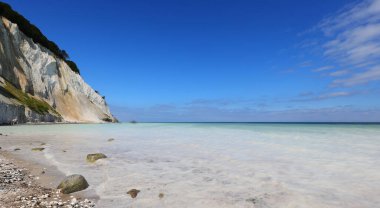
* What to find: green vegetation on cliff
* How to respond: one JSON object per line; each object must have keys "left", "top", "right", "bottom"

{"left": 0, "top": 2, "right": 80, "bottom": 74}
{"left": 65, "top": 60, "right": 80, "bottom": 74}
{"left": 1, "top": 79, "right": 60, "bottom": 116}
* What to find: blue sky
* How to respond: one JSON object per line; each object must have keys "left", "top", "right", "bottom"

{"left": 4, "top": 0, "right": 380, "bottom": 122}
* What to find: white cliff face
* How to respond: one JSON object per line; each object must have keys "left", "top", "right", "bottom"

{"left": 0, "top": 17, "right": 116, "bottom": 124}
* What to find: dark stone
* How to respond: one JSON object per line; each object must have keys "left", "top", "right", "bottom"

{"left": 57, "top": 174, "right": 89, "bottom": 194}
{"left": 86, "top": 153, "right": 107, "bottom": 163}
{"left": 127, "top": 189, "right": 140, "bottom": 198}
{"left": 32, "top": 147, "right": 45, "bottom": 151}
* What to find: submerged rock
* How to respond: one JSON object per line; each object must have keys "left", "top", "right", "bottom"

{"left": 57, "top": 174, "right": 89, "bottom": 194}
{"left": 86, "top": 153, "right": 107, "bottom": 163}
{"left": 107, "top": 138, "right": 115, "bottom": 142}
{"left": 32, "top": 147, "right": 45, "bottom": 151}
{"left": 246, "top": 198, "right": 258, "bottom": 204}
{"left": 127, "top": 189, "right": 140, "bottom": 198}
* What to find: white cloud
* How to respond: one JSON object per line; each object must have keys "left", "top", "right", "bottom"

{"left": 292, "top": 91, "right": 356, "bottom": 101}
{"left": 312, "top": 65, "right": 334, "bottom": 72}
{"left": 332, "top": 66, "right": 380, "bottom": 86}
{"left": 316, "top": 0, "right": 380, "bottom": 86}
{"left": 329, "top": 70, "right": 349, "bottom": 76}
{"left": 317, "top": 91, "right": 351, "bottom": 99}
{"left": 111, "top": 104, "right": 380, "bottom": 122}
{"left": 320, "top": 0, "right": 380, "bottom": 35}
{"left": 298, "top": 61, "right": 313, "bottom": 67}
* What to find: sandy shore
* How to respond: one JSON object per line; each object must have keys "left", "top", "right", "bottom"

{"left": 0, "top": 150, "right": 97, "bottom": 208}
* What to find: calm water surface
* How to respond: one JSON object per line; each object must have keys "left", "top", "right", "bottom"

{"left": 1, "top": 123, "right": 379, "bottom": 208}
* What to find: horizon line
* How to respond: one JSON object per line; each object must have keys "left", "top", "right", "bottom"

{"left": 125, "top": 121, "right": 380, "bottom": 124}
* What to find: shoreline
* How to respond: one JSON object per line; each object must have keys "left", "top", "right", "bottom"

{"left": 0, "top": 150, "right": 98, "bottom": 207}
{"left": 0, "top": 121, "right": 117, "bottom": 127}
{"left": 2, "top": 121, "right": 380, "bottom": 127}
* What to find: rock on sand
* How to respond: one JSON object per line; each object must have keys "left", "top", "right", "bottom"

{"left": 57, "top": 174, "right": 89, "bottom": 194}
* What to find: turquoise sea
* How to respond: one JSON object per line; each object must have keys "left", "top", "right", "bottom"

{"left": 1, "top": 123, "right": 380, "bottom": 207}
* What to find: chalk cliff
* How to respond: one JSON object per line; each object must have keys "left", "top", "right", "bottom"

{"left": 0, "top": 17, "right": 116, "bottom": 124}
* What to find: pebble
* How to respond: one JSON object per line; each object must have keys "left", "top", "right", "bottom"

{"left": 0, "top": 156, "right": 96, "bottom": 207}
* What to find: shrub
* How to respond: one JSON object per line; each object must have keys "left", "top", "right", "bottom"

{"left": 65, "top": 60, "right": 80, "bottom": 74}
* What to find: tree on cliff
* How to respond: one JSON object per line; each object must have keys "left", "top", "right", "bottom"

{"left": 0, "top": 2, "right": 80, "bottom": 74}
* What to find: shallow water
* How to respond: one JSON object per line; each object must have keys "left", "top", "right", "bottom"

{"left": 1, "top": 123, "right": 380, "bottom": 208}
